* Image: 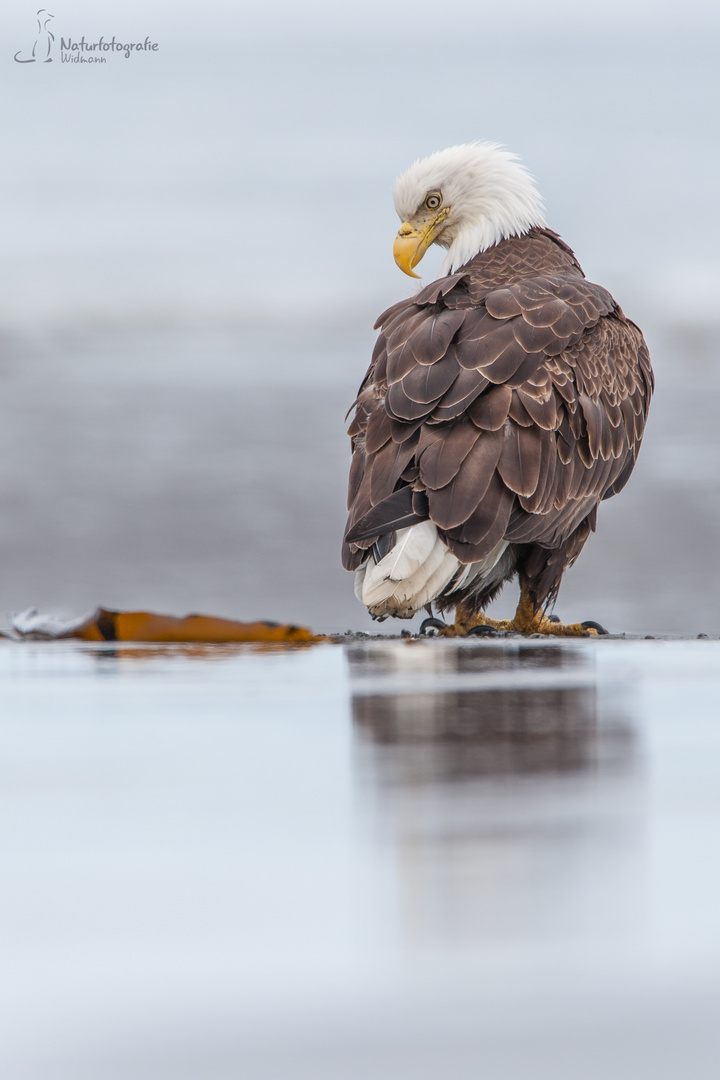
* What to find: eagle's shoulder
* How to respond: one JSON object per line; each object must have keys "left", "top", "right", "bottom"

{"left": 373, "top": 261, "right": 617, "bottom": 427}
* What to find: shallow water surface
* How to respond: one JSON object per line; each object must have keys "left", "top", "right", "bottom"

{"left": 0, "top": 637, "right": 719, "bottom": 1078}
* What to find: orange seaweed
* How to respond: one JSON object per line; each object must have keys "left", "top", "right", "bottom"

{"left": 23, "top": 607, "right": 321, "bottom": 644}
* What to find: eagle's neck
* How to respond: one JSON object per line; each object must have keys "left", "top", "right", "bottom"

{"left": 451, "top": 228, "right": 585, "bottom": 288}
{"left": 440, "top": 195, "right": 547, "bottom": 275}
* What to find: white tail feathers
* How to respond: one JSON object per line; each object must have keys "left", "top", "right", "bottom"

{"left": 360, "top": 522, "right": 459, "bottom": 618}
{"left": 360, "top": 520, "right": 455, "bottom": 617}
{"left": 355, "top": 524, "right": 510, "bottom": 620}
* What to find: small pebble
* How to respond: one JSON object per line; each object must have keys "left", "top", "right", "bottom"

{"left": 698, "top": 633, "right": 709, "bottom": 639}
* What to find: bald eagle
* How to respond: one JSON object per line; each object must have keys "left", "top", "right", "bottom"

{"left": 342, "top": 143, "right": 653, "bottom": 636}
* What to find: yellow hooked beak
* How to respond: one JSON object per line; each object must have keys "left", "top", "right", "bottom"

{"left": 393, "top": 207, "right": 450, "bottom": 278}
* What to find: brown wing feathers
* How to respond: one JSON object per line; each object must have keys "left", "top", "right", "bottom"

{"left": 343, "top": 229, "right": 653, "bottom": 582}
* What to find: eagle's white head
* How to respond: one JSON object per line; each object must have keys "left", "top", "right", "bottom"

{"left": 392, "top": 142, "right": 546, "bottom": 277}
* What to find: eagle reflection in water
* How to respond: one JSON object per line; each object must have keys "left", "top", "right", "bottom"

{"left": 350, "top": 643, "right": 631, "bottom": 784}
{"left": 349, "top": 643, "right": 637, "bottom": 946}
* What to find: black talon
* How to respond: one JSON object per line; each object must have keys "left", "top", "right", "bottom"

{"left": 581, "top": 620, "right": 609, "bottom": 635}
{"left": 465, "top": 624, "right": 500, "bottom": 637}
{"left": 419, "top": 617, "right": 447, "bottom": 636}
{"left": 547, "top": 614, "right": 561, "bottom": 623}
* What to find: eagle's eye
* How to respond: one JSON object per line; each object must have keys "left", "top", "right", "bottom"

{"left": 425, "top": 192, "right": 442, "bottom": 211}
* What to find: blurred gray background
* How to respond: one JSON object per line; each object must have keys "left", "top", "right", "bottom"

{"left": 1, "top": 0, "right": 719, "bottom": 635}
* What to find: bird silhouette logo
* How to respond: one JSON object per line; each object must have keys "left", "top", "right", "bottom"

{"left": 14, "top": 9, "right": 55, "bottom": 63}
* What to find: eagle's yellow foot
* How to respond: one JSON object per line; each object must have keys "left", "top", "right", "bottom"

{"left": 511, "top": 613, "right": 597, "bottom": 637}
{"left": 439, "top": 592, "right": 608, "bottom": 639}
{"left": 438, "top": 606, "right": 511, "bottom": 638}
{"left": 506, "top": 590, "right": 602, "bottom": 637}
